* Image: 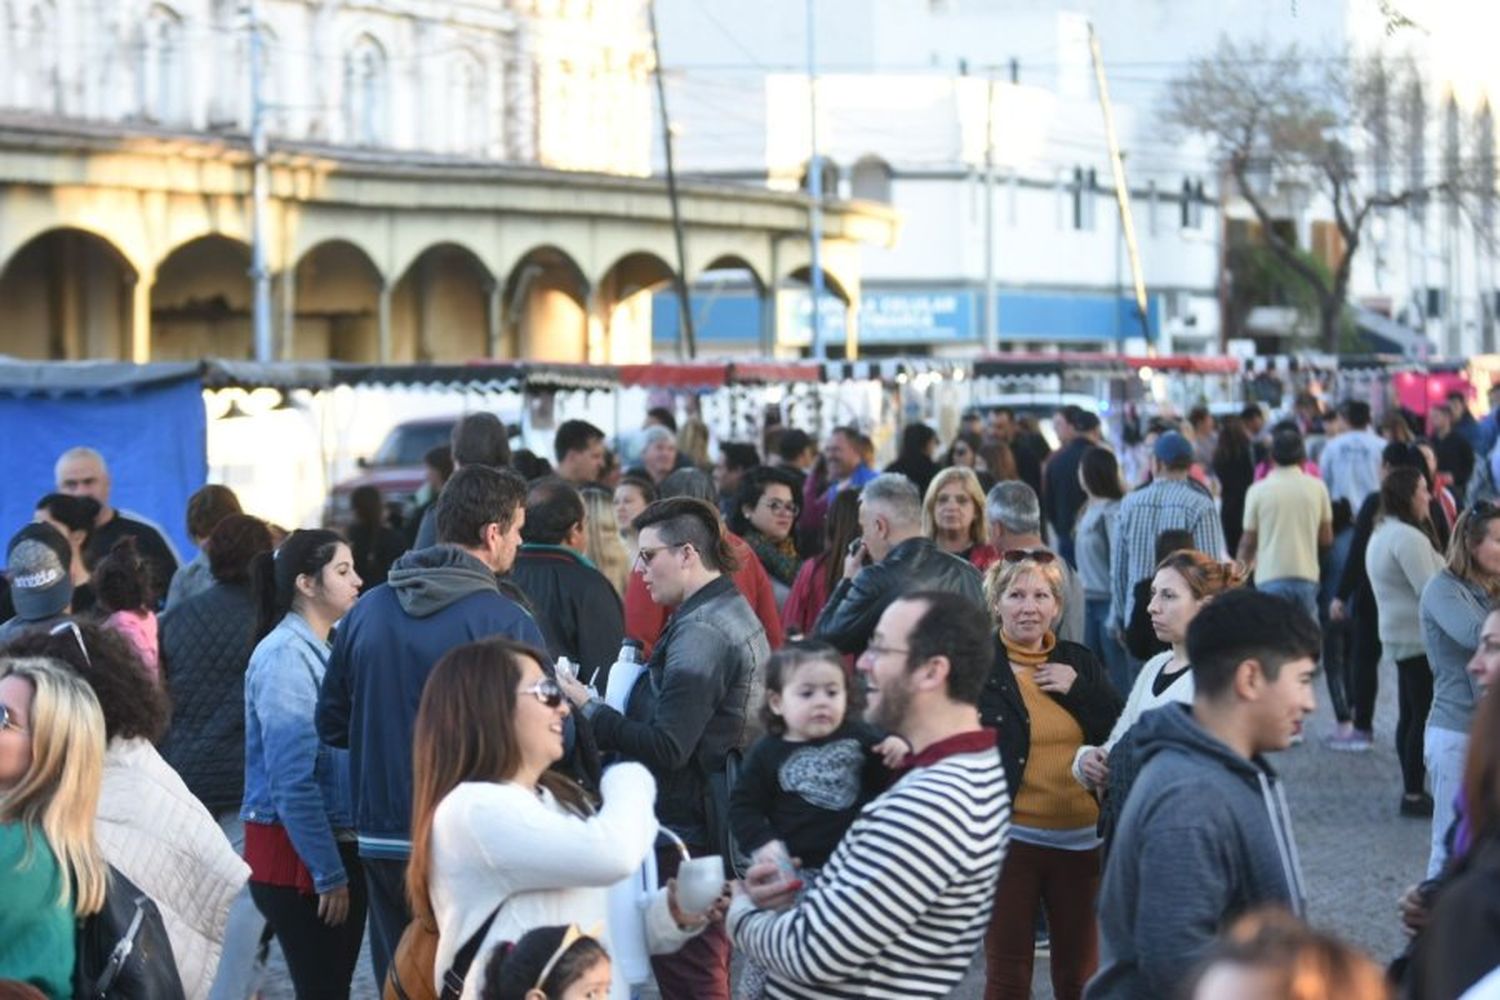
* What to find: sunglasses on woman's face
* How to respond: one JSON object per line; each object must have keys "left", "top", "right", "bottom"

{"left": 523, "top": 677, "right": 566, "bottom": 709}
{"left": 1002, "top": 549, "right": 1058, "bottom": 564}
{"left": 0, "top": 703, "right": 27, "bottom": 735}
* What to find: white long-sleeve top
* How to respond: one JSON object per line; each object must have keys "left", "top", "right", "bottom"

{"left": 1072, "top": 651, "right": 1194, "bottom": 791}
{"left": 429, "top": 763, "right": 695, "bottom": 1000}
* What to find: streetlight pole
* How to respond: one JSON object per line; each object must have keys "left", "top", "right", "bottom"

{"left": 247, "top": 0, "right": 273, "bottom": 362}
{"left": 648, "top": 0, "right": 697, "bottom": 359}
{"left": 806, "top": 0, "right": 828, "bottom": 360}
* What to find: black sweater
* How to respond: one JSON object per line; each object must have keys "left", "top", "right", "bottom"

{"left": 727, "top": 721, "right": 888, "bottom": 869}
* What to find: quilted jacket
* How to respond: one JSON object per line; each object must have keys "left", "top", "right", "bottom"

{"left": 159, "top": 581, "right": 260, "bottom": 813}
{"left": 96, "top": 738, "right": 249, "bottom": 1000}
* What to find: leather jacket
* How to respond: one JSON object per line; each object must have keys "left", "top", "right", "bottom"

{"left": 813, "top": 536, "right": 985, "bottom": 654}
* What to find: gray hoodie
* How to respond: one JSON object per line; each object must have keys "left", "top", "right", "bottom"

{"left": 1086, "top": 703, "right": 1306, "bottom": 1000}
{"left": 385, "top": 545, "right": 500, "bottom": 617}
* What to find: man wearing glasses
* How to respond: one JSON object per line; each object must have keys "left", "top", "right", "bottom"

{"left": 730, "top": 591, "right": 1011, "bottom": 998}
{"left": 559, "top": 496, "right": 770, "bottom": 1000}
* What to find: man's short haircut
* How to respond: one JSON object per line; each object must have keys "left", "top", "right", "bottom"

{"left": 719, "top": 442, "right": 761, "bottom": 473}
{"left": 1187, "top": 405, "right": 1211, "bottom": 427}
{"left": 1338, "top": 399, "right": 1372, "bottom": 429}
{"left": 1155, "top": 528, "right": 1195, "bottom": 565}
{"left": 775, "top": 428, "right": 812, "bottom": 462}
{"left": 186, "top": 484, "right": 242, "bottom": 540}
{"left": 860, "top": 473, "right": 922, "bottom": 527}
{"left": 521, "top": 477, "right": 585, "bottom": 546}
{"left": 632, "top": 497, "right": 738, "bottom": 573}
{"left": 1187, "top": 588, "right": 1321, "bottom": 699}
{"left": 985, "top": 480, "right": 1041, "bottom": 536}
{"left": 901, "top": 591, "right": 992, "bottom": 706}
{"left": 1447, "top": 389, "right": 1467, "bottom": 405}
{"left": 424, "top": 444, "right": 455, "bottom": 483}
{"left": 1239, "top": 403, "right": 1264, "bottom": 423}
{"left": 1270, "top": 427, "right": 1306, "bottom": 467}
{"left": 657, "top": 467, "right": 714, "bottom": 503}
{"left": 451, "top": 413, "right": 511, "bottom": 469}
{"left": 54, "top": 446, "right": 107, "bottom": 482}
{"left": 992, "top": 406, "right": 1016, "bottom": 421}
{"left": 435, "top": 465, "right": 528, "bottom": 548}
{"left": 646, "top": 407, "right": 678, "bottom": 433}
{"left": 553, "top": 419, "right": 605, "bottom": 464}
{"left": 206, "top": 514, "right": 273, "bottom": 584}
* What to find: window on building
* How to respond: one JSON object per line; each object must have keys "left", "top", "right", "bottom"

{"left": 1071, "top": 167, "right": 1096, "bottom": 231}
{"left": 799, "top": 158, "right": 840, "bottom": 199}
{"left": 849, "top": 155, "right": 893, "bottom": 203}
{"left": 1180, "top": 178, "right": 1206, "bottom": 230}
{"left": 141, "top": 4, "right": 186, "bottom": 124}
{"left": 344, "top": 34, "right": 388, "bottom": 146}
{"left": 1146, "top": 179, "right": 1158, "bottom": 237}
{"left": 449, "top": 52, "right": 487, "bottom": 155}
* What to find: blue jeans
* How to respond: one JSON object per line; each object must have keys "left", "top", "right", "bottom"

{"left": 1085, "top": 597, "right": 1131, "bottom": 698}
{"left": 1257, "top": 578, "right": 1319, "bottom": 626}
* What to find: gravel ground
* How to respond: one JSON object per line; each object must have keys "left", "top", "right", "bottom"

{"left": 257, "top": 654, "right": 1429, "bottom": 999}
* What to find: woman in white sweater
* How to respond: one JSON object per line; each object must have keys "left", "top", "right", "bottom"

{"left": 1366, "top": 466, "right": 1445, "bottom": 819}
{"left": 405, "top": 637, "right": 709, "bottom": 1000}
{"left": 1073, "top": 549, "right": 1244, "bottom": 792}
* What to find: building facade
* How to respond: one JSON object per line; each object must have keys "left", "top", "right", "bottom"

{"left": 0, "top": 0, "right": 895, "bottom": 363}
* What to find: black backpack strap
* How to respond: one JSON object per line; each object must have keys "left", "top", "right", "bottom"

{"left": 440, "top": 903, "right": 505, "bottom": 1000}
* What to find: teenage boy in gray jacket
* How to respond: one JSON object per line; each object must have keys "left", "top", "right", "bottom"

{"left": 1086, "top": 589, "right": 1320, "bottom": 1000}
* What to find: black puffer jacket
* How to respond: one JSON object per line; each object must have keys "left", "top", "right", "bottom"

{"left": 979, "top": 634, "right": 1122, "bottom": 796}
{"left": 813, "top": 536, "right": 985, "bottom": 654}
{"left": 158, "top": 582, "right": 259, "bottom": 813}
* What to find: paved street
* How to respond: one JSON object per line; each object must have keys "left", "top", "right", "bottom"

{"left": 261, "top": 653, "right": 1429, "bottom": 999}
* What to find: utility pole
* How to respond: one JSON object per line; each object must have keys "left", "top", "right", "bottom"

{"left": 806, "top": 0, "right": 829, "bottom": 360}
{"left": 648, "top": 0, "right": 697, "bottom": 359}
{"left": 247, "top": 0, "right": 273, "bottom": 362}
{"left": 982, "top": 71, "right": 998, "bottom": 354}
{"left": 1087, "top": 23, "right": 1151, "bottom": 350}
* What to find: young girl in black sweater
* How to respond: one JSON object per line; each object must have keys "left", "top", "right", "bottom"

{"left": 729, "top": 640, "right": 908, "bottom": 997}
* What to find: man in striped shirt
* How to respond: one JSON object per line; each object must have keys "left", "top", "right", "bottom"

{"left": 728, "top": 591, "right": 1011, "bottom": 998}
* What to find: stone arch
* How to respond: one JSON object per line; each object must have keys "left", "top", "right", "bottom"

{"left": 392, "top": 242, "right": 496, "bottom": 362}
{"left": 783, "top": 263, "right": 855, "bottom": 357}
{"left": 0, "top": 227, "right": 138, "bottom": 359}
{"left": 596, "top": 250, "right": 681, "bottom": 363}
{"left": 699, "top": 253, "right": 767, "bottom": 292}
{"left": 502, "top": 245, "right": 590, "bottom": 362}
{"left": 151, "top": 234, "right": 252, "bottom": 359}
{"left": 291, "top": 239, "right": 384, "bottom": 362}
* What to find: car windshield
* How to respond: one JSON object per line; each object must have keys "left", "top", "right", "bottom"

{"left": 371, "top": 422, "right": 454, "bottom": 466}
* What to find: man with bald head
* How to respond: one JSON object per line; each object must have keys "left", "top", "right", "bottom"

{"left": 55, "top": 446, "right": 180, "bottom": 601}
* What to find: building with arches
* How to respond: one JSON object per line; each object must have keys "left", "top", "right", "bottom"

{"left": 0, "top": 0, "right": 896, "bottom": 363}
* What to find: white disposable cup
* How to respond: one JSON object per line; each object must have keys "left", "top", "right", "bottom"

{"left": 675, "top": 855, "right": 726, "bottom": 914}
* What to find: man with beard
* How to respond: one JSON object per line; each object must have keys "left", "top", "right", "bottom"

{"left": 729, "top": 591, "right": 1012, "bottom": 998}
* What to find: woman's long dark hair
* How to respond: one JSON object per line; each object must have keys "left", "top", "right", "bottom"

{"left": 822, "top": 489, "right": 863, "bottom": 596}
{"left": 1079, "top": 446, "right": 1125, "bottom": 502}
{"left": 1212, "top": 415, "right": 1251, "bottom": 469}
{"left": 406, "top": 638, "right": 591, "bottom": 929}
{"left": 1463, "top": 684, "right": 1500, "bottom": 847}
{"left": 252, "top": 529, "right": 345, "bottom": 640}
{"left": 1379, "top": 466, "right": 1440, "bottom": 552}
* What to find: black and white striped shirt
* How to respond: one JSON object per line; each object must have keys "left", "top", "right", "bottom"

{"left": 728, "top": 734, "right": 1011, "bottom": 999}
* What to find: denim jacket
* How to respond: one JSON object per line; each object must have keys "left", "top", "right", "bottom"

{"left": 241, "top": 612, "right": 354, "bottom": 892}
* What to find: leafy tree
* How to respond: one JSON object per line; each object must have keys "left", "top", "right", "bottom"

{"left": 1162, "top": 39, "right": 1467, "bottom": 352}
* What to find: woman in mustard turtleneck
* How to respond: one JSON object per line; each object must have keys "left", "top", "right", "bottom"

{"left": 978, "top": 554, "right": 1122, "bottom": 1000}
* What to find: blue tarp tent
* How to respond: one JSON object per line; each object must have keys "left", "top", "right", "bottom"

{"left": 0, "top": 361, "right": 206, "bottom": 568}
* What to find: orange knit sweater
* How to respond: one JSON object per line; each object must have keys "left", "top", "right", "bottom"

{"left": 1004, "top": 633, "right": 1100, "bottom": 830}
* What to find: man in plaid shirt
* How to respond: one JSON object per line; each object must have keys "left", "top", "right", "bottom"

{"left": 1109, "top": 432, "right": 1226, "bottom": 644}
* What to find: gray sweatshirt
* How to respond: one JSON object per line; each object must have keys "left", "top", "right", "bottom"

{"left": 1086, "top": 703, "right": 1306, "bottom": 1000}
{"left": 1419, "top": 570, "right": 1489, "bottom": 734}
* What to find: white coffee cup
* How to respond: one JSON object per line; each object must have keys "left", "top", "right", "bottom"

{"left": 674, "top": 855, "right": 726, "bottom": 915}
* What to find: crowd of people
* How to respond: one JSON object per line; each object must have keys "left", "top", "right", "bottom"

{"left": 3, "top": 389, "right": 1500, "bottom": 1000}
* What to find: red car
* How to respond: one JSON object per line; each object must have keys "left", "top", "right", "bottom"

{"left": 323, "top": 417, "right": 457, "bottom": 531}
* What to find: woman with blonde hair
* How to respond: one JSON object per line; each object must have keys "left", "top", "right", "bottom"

{"left": 581, "top": 487, "right": 630, "bottom": 596}
{"left": 1073, "top": 549, "right": 1245, "bottom": 795}
{"left": 1419, "top": 501, "right": 1500, "bottom": 877}
{"left": 978, "top": 555, "right": 1121, "bottom": 1000}
{"left": 922, "top": 466, "right": 999, "bottom": 572}
{"left": 0, "top": 656, "right": 110, "bottom": 997}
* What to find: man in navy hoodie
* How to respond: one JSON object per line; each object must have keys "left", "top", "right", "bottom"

{"left": 1086, "top": 589, "right": 1319, "bottom": 1000}
{"left": 316, "top": 464, "right": 545, "bottom": 983}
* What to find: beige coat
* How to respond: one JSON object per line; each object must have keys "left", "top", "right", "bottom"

{"left": 95, "top": 737, "right": 250, "bottom": 1000}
